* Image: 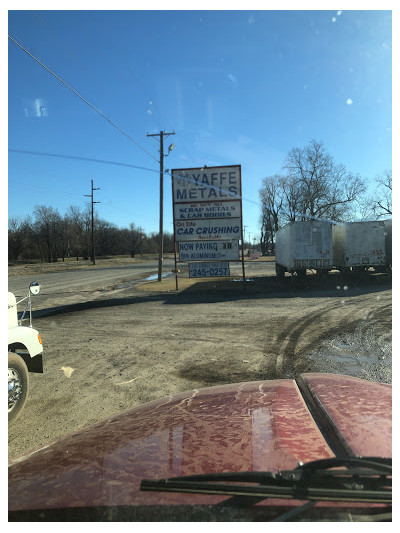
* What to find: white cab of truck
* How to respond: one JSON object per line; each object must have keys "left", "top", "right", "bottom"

{"left": 8, "top": 283, "right": 43, "bottom": 422}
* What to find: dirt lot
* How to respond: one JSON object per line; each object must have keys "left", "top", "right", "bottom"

{"left": 8, "top": 265, "right": 392, "bottom": 462}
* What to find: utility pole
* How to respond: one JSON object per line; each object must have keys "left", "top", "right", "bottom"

{"left": 84, "top": 178, "right": 100, "bottom": 265}
{"left": 147, "top": 130, "right": 175, "bottom": 281}
{"left": 243, "top": 225, "right": 247, "bottom": 247}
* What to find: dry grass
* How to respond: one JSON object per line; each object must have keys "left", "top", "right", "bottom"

{"left": 8, "top": 255, "right": 162, "bottom": 277}
{"left": 9, "top": 254, "right": 274, "bottom": 278}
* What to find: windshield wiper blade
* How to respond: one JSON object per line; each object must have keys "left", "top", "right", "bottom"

{"left": 140, "top": 456, "right": 391, "bottom": 504}
{"left": 293, "top": 456, "right": 392, "bottom": 476}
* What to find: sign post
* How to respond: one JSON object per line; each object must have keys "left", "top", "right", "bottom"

{"left": 172, "top": 165, "right": 245, "bottom": 289}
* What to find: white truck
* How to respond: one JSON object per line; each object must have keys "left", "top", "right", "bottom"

{"left": 332, "top": 220, "right": 387, "bottom": 272}
{"left": 275, "top": 220, "right": 333, "bottom": 278}
{"left": 8, "top": 283, "right": 43, "bottom": 422}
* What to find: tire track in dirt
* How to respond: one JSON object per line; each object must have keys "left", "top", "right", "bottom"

{"left": 266, "top": 299, "right": 391, "bottom": 378}
{"left": 272, "top": 303, "right": 339, "bottom": 375}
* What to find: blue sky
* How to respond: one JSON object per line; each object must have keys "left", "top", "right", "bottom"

{"left": 8, "top": 8, "right": 392, "bottom": 241}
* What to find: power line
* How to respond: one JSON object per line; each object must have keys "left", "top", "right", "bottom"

{"left": 8, "top": 148, "right": 160, "bottom": 174}
{"left": 8, "top": 34, "right": 159, "bottom": 163}
{"left": 26, "top": 10, "right": 187, "bottom": 162}
{"left": 87, "top": 16, "right": 174, "bottom": 128}
{"left": 9, "top": 147, "right": 263, "bottom": 207}
{"left": 84, "top": 12, "right": 197, "bottom": 163}
{"left": 87, "top": 12, "right": 176, "bottom": 132}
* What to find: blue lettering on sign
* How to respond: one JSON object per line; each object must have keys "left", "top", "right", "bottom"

{"left": 180, "top": 242, "right": 194, "bottom": 250}
{"left": 195, "top": 226, "right": 240, "bottom": 235}
{"left": 174, "top": 169, "right": 240, "bottom": 201}
{"left": 177, "top": 228, "right": 194, "bottom": 235}
{"left": 175, "top": 186, "right": 239, "bottom": 200}
{"left": 189, "top": 262, "right": 230, "bottom": 278}
{"left": 177, "top": 190, "right": 187, "bottom": 200}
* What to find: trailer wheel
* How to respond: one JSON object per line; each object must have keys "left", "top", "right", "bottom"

{"left": 352, "top": 266, "right": 367, "bottom": 275}
{"left": 296, "top": 269, "right": 307, "bottom": 279}
{"left": 275, "top": 264, "right": 285, "bottom": 279}
{"left": 374, "top": 266, "right": 390, "bottom": 274}
{"left": 8, "top": 352, "right": 29, "bottom": 423}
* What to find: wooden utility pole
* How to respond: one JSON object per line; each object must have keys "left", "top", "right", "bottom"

{"left": 147, "top": 130, "right": 175, "bottom": 281}
{"left": 84, "top": 179, "right": 100, "bottom": 265}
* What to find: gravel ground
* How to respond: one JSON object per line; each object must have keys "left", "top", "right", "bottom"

{"left": 8, "top": 266, "right": 391, "bottom": 461}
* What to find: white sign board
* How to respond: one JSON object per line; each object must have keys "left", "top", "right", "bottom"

{"left": 174, "top": 200, "right": 241, "bottom": 221}
{"left": 175, "top": 218, "right": 241, "bottom": 241}
{"left": 179, "top": 240, "right": 239, "bottom": 261}
{"left": 172, "top": 166, "right": 241, "bottom": 202}
{"left": 189, "top": 262, "right": 230, "bottom": 278}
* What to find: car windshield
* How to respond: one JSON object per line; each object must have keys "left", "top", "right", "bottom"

{"left": 8, "top": 6, "right": 392, "bottom": 523}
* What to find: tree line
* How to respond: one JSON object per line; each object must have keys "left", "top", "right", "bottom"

{"left": 259, "top": 139, "right": 392, "bottom": 256}
{"left": 9, "top": 139, "right": 392, "bottom": 262}
{"left": 8, "top": 204, "right": 174, "bottom": 262}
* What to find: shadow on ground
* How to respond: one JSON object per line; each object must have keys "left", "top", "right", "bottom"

{"left": 31, "top": 271, "right": 391, "bottom": 319}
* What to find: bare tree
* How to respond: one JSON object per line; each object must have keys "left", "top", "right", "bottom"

{"left": 259, "top": 140, "right": 368, "bottom": 254}
{"left": 8, "top": 217, "right": 33, "bottom": 260}
{"left": 95, "top": 220, "right": 119, "bottom": 256}
{"left": 33, "top": 205, "right": 62, "bottom": 263}
{"left": 280, "top": 175, "right": 303, "bottom": 222}
{"left": 127, "top": 223, "right": 145, "bottom": 258}
{"left": 64, "top": 206, "right": 87, "bottom": 260}
{"left": 357, "top": 169, "right": 392, "bottom": 221}
{"left": 374, "top": 169, "right": 392, "bottom": 218}
{"left": 259, "top": 175, "right": 284, "bottom": 255}
{"left": 284, "top": 139, "right": 366, "bottom": 221}
{"left": 9, "top": 195, "right": 187, "bottom": 262}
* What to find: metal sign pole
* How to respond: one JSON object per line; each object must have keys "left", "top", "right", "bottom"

{"left": 171, "top": 170, "right": 179, "bottom": 290}
{"left": 238, "top": 165, "right": 246, "bottom": 288}
{"left": 174, "top": 241, "right": 179, "bottom": 291}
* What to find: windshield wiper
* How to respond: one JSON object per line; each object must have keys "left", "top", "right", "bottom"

{"left": 140, "top": 457, "right": 391, "bottom": 504}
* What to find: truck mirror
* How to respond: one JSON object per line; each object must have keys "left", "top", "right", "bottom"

{"left": 29, "top": 282, "right": 41, "bottom": 295}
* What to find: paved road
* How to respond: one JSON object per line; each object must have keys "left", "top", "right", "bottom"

{"left": 8, "top": 259, "right": 176, "bottom": 298}
{"left": 8, "top": 259, "right": 274, "bottom": 295}
{"left": 8, "top": 259, "right": 275, "bottom": 313}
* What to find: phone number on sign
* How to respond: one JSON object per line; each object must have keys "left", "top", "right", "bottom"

{"left": 190, "top": 267, "right": 229, "bottom": 278}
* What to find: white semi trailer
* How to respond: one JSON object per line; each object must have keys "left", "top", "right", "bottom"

{"left": 383, "top": 219, "right": 392, "bottom": 271}
{"left": 332, "top": 220, "right": 388, "bottom": 272}
{"left": 275, "top": 221, "right": 333, "bottom": 278}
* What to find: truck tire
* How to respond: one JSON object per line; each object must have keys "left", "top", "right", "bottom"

{"left": 8, "top": 352, "right": 29, "bottom": 423}
{"left": 275, "top": 263, "right": 285, "bottom": 279}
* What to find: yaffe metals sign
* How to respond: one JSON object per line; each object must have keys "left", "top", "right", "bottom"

{"left": 172, "top": 165, "right": 241, "bottom": 203}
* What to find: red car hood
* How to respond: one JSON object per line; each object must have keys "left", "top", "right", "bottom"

{"left": 8, "top": 373, "right": 391, "bottom": 514}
